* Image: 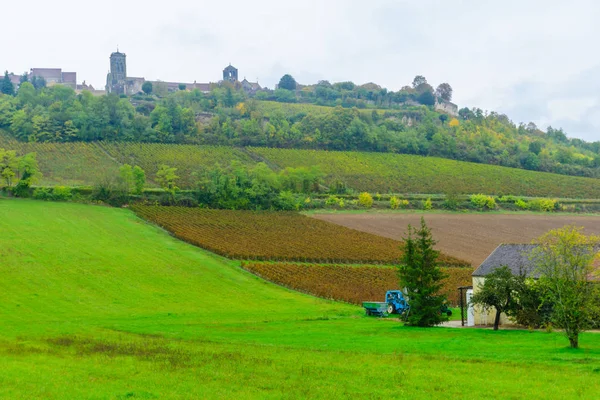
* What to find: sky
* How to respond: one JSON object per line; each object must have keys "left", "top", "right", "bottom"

{"left": 3, "top": 0, "right": 600, "bottom": 142}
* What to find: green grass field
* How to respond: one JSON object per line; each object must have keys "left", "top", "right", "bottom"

{"left": 1, "top": 199, "right": 599, "bottom": 399}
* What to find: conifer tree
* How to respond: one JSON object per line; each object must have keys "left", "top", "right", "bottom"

{"left": 1, "top": 71, "right": 15, "bottom": 96}
{"left": 398, "top": 217, "right": 448, "bottom": 326}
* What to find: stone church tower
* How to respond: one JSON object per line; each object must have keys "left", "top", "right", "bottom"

{"left": 223, "top": 64, "right": 238, "bottom": 82}
{"left": 106, "top": 50, "right": 127, "bottom": 94}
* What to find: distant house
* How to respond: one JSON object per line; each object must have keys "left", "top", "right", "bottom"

{"left": 472, "top": 244, "right": 538, "bottom": 326}
{"left": 241, "top": 78, "right": 262, "bottom": 93}
{"left": 472, "top": 244, "right": 599, "bottom": 326}
{"left": 30, "top": 68, "right": 77, "bottom": 89}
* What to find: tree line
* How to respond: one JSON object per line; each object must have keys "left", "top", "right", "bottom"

{"left": 1, "top": 74, "right": 599, "bottom": 178}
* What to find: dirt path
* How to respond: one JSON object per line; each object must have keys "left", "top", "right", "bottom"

{"left": 311, "top": 212, "right": 600, "bottom": 266}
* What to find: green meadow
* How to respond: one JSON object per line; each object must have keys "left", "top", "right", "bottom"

{"left": 0, "top": 199, "right": 599, "bottom": 399}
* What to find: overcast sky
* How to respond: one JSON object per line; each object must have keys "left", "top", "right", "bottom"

{"left": 3, "top": 0, "right": 600, "bottom": 141}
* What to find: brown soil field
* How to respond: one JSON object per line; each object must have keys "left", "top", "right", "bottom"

{"left": 311, "top": 212, "right": 600, "bottom": 266}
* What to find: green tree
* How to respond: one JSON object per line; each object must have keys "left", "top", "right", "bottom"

{"left": 0, "top": 148, "right": 18, "bottom": 187}
{"left": 119, "top": 164, "right": 135, "bottom": 193}
{"left": 178, "top": 83, "right": 187, "bottom": 91}
{"left": 471, "top": 266, "right": 522, "bottom": 330}
{"left": 31, "top": 76, "right": 46, "bottom": 90}
{"left": 278, "top": 74, "right": 297, "bottom": 91}
{"left": 398, "top": 217, "right": 448, "bottom": 327}
{"left": 412, "top": 75, "right": 427, "bottom": 88}
{"left": 531, "top": 226, "right": 600, "bottom": 348}
{"left": 142, "top": 81, "right": 153, "bottom": 95}
{"left": 156, "top": 164, "right": 179, "bottom": 197}
{"left": 1, "top": 71, "right": 15, "bottom": 96}
{"left": 12, "top": 152, "right": 42, "bottom": 197}
{"left": 435, "top": 83, "right": 453, "bottom": 101}
{"left": 417, "top": 91, "right": 435, "bottom": 106}
{"left": 132, "top": 166, "right": 146, "bottom": 195}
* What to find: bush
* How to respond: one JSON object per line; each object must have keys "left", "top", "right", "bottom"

{"left": 390, "top": 196, "right": 400, "bottom": 209}
{"left": 52, "top": 186, "right": 72, "bottom": 201}
{"left": 33, "top": 187, "right": 52, "bottom": 200}
{"left": 515, "top": 199, "right": 529, "bottom": 210}
{"left": 528, "top": 198, "right": 557, "bottom": 212}
{"left": 422, "top": 198, "right": 432, "bottom": 210}
{"left": 324, "top": 195, "right": 345, "bottom": 208}
{"left": 358, "top": 192, "right": 373, "bottom": 208}
{"left": 470, "top": 194, "right": 496, "bottom": 210}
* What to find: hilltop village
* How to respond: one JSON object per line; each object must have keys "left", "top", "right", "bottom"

{"left": 5, "top": 50, "right": 262, "bottom": 97}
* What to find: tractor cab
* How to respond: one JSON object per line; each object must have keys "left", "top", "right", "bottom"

{"left": 385, "top": 290, "right": 409, "bottom": 315}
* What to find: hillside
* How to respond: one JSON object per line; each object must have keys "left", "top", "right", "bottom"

{"left": 1, "top": 199, "right": 600, "bottom": 398}
{"left": 2, "top": 132, "right": 600, "bottom": 198}
{"left": 1, "top": 82, "right": 599, "bottom": 181}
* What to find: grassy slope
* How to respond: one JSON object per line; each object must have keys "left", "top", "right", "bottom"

{"left": 0, "top": 200, "right": 599, "bottom": 398}
{"left": 250, "top": 147, "right": 600, "bottom": 198}
{"left": 4, "top": 130, "right": 600, "bottom": 198}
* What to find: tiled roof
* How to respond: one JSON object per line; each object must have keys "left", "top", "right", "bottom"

{"left": 473, "top": 244, "right": 538, "bottom": 277}
{"left": 473, "top": 244, "right": 600, "bottom": 280}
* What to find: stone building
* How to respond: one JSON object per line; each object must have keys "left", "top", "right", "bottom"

{"left": 105, "top": 50, "right": 212, "bottom": 95}
{"left": 30, "top": 68, "right": 77, "bottom": 89}
{"left": 5, "top": 68, "right": 78, "bottom": 91}
{"left": 241, "top": 78, "right": 262, "bottom": 93}
{"left": 223, "top": 64, "right": 238, "bottom": 82}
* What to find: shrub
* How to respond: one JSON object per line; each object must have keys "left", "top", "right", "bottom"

{"left": 528, "top": 198, "right": 557, "bottom": 212}
{"left": 52, "top": 186, "right": 72, "bottom": 201}
{"left": 33, "top": 187, "right": 52, "bottom": 200}
{"left": 358, "top": 192, "right": 373, "bottom": 208}
{"left": 470, "top": 194, "right": 496, "bottom": 210}
{"left": 422, "top": 198, "right": 432, "bottom": 210}
{"left": 515, "top": 199, "right": 529, "bottom": 210}
{"left": 390, "top": 196, "right": 400, "bottom": 210}
{"left": 325, "top": 195, "right": 345, "bottom": 209}
{"left": 498, "top": 195, "right": 518, "bottom": 203}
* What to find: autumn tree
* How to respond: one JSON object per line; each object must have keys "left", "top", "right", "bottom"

{"left": 435, "top": 83, "right": 453, "bottom": 101}
{"left": 398, "top": 217, "right": 448, "bottom": 327}
{"left": 531, "top": 226, "right": 600, "bottom": 348}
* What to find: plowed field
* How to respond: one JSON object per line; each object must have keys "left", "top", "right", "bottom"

{"left": 311, "top": 212, "right": 600, "bottom": 266}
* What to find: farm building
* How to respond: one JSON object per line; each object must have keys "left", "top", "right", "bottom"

{"left": 472, "top": 243, "right": 600, "bottom": 326}
{"left": 472, "top": 244, "right": 537, "bottom": 325}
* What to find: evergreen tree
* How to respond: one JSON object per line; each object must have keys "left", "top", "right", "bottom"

{"left": 1, "top": 71, "right": 15, "bottom": 95}
{"left": 278, "top": 74, "right": 297, "bottom": 91}
{"left": 398, "top": 217, "right": 448, "bottom": 327}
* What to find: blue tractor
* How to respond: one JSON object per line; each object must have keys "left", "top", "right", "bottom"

{"left": 363, "top": 290, "right": 453, "bottom": 317}
{"left": 362, "top": 290, "right": 410, "bottom": 317}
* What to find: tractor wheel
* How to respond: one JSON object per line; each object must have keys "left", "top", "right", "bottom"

{"left": 387, "top": 305, "right": 394, "bottom": 315}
